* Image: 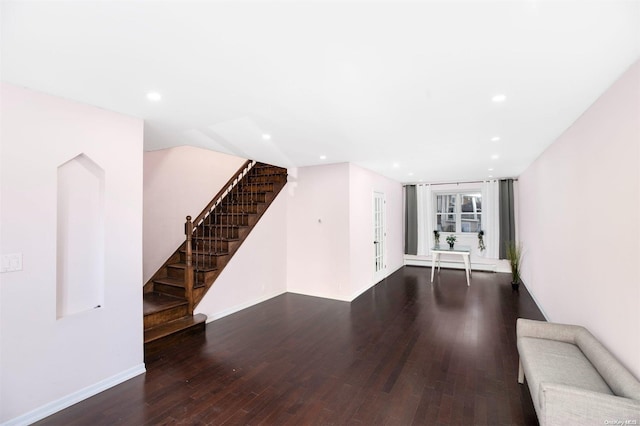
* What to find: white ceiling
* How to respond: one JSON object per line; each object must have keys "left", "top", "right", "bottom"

{"left": 2, "top": 1, "right": 639, "bottom": 183}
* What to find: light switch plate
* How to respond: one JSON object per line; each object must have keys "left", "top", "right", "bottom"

{"left": 1, "top": 253, "right": 23, "bottom": 273}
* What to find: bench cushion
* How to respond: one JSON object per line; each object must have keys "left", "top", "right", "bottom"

{"left": 575, "top": 328, "right": 640, "bottom": 401}
{"left": 518, "top": 336, "right": 613, "bottom": 410}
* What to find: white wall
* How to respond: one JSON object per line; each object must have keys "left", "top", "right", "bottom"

{"left": 286, "top": 163, "right": 403, "bottom": 301}
{"left": 348, "top": 163, "right": 403, "bottom": 299}
{"left": 286, "top": 164, "right": 351, "bottom": 300}
{"left": 518, "top": 61, "right": 640, "bottom": 378}
{"left": 143, "top": 146, "right": 245, "bottom": 282}
{"left": 146, "top": 157, "right": 404, "bottom": 309}
{"left": 143, "top": 146, "right": 287, "bottom": 321}
{"left": 195, "top": 190, "right": 288, "bottom": 321}
{"left": 0, "top": 83, "right": 145, "bottom": 424}
{"left": 143, "top": 149, "right": 401, "bottom": 317}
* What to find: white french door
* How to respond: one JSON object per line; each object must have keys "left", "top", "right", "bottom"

{"left": 373, "top": 191, "right": 386, "bottom": 281}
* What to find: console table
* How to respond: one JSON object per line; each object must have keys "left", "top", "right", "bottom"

{"left": 431, "top": 244, "right": 472, "bottom": 286}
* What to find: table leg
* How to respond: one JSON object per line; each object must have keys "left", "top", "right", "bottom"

{"left": 463, "top": 254, "right": 471, "bottom": 286}
{"left": 431, "top": 253, "right": 438, "bottom": 282}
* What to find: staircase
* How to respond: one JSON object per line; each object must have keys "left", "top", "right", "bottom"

{"left": 143, "top": 161, "right": 287, "bottom": 354}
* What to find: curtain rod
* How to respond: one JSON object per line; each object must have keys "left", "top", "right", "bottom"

{"left": 403, "top": 178, "right": 518, "bottom": 187}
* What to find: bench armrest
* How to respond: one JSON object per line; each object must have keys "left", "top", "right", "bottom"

{"left": 517, "top": 318, "right": 583, "bottom": 345}
{"left": 540, "top": 382, "right": 640, "bottom": 426}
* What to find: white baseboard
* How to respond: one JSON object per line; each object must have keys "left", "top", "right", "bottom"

{"left": 2, "top": 364, "right": 146, "bottom": 426}
{"left": 289, "top": 264, "right": 406, "bottom": 303}
{"left": 349, "top": 263, "right": 405, "bottom": 300}
{"left": 521, "top": 279, "right": 550, "bottom": 321}
{"left": 286, "top": 289, "right": 351, "bottom": 302}
{"left": 202, "top": 290, "right": 287, "bottom": 323}
{"left": 404, "top": 257, "right": 498, "bottom": 272}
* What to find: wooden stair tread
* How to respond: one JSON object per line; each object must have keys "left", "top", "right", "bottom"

{"left": 168, "top": 262, "right": 217, "bottom": 272}
{"left": 253, "top": 163, "right": 285, "bottom": 169}
{"left": 153, "top": 276, "right": 186, "bottom": 288}
{"left": 179, "top": 249, "right": 229, "bottom": 256}
{"left": 223, "top": 199, "right": 262, "bottom": 204}
{"left": 249, "top": 176, "right": 285, "bottom": 180}
{"left": 144, "top": 313, "right": 207, "bottom": 344}
{"left": 153, "top": 277, "right": 205, "bottom": 291}
{"left": 143, "top": 160, "right": 287, "bottom": 352}
{"left": 192, "top": 236, "right": 239, "bottom": 242}
{"left": 253, "top": 172, "right": 286, "bottom": 177}
{"left": 234, "top": 190, "right": 268, "bottom": 194}
{"left": 143, "top": 292, "right": 187, "bottom": 316}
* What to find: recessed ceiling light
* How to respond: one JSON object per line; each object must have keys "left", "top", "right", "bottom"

{"left": 408, "top": 172, "right": 414, "bottom": 176}
{"left": 146, "top": 92, "right": 162, "bottom": 102}
{"left": 491, "top": 94, "right": 506, "bottom": 102}
{"left": 488, "top": 168, "right": 494, "bottom": 171}
{"left": 393, "top": 162, "right": 400, "bottom": 168}
{"left": 491, "top": 136, "right": 500, "bottom": 142}
{"left": 262, "top": 134, "right": 271, "bottom": 140}
{"left": 491, "top": 154, "right": 499, "bottom": 160}
{"left": 319, "top": 155, "right": 327, "bottom": 160}
{"left": 488, "top": 175, "right": 493, "bottom": 178}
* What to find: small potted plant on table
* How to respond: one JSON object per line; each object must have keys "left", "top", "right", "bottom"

{"left": 446, "top": 235, "right": 456, "bottom": 248}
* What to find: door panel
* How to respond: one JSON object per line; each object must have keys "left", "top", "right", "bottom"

{"left": 373, "top": 192, "right": 386, "bottom": 280}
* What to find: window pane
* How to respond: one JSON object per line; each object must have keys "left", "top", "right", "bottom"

{"left": 437, "top": 214, "right": 456, "bottom": 232}
{"left": 461, "top": 214, "right": 481, "bottom": 232}
{"left": 461, "top": 194, "right": 482, "bottom": 213}
{"left": 436, "top": 194, "right": 457, "bottom": 214}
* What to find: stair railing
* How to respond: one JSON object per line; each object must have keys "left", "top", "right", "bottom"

{"left": 184, "top": 215, "right": 194, "bottom": 314}
{"left": 183, "top": 160, "right": 256, "bottom": 308}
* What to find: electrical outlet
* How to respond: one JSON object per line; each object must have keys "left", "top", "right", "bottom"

{"left": 1, "top": 253, "right": 23, "bottom": 273}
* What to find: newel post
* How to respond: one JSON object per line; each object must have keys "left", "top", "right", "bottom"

{"left": 185, "top": 215, "right": 194, "bottom": 314}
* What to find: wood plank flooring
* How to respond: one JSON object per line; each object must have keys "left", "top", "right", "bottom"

{"left": 36, "top": 266, "right": 544, "bottom": 425}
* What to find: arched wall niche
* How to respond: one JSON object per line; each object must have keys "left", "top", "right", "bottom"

{"left": 56, "top": 153, "right": 105, "bottom": 319}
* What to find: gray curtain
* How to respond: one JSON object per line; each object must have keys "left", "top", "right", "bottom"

{"left": 404, "top": 185, "right": 418, "bottom": 255}
{"left": 499, "top": 179, "right": 516, "bottom": 259}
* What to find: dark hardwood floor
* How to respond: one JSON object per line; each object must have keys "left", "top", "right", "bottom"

{"left": 36, "top": 266, "right": 544, "bottom": 425}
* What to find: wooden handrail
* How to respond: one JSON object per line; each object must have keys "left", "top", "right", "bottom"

{"left": 184, "top": 159, "right": 254, "bottom": 314}
{"left": 192, "top": 159, "right": 253, "bottom": 227}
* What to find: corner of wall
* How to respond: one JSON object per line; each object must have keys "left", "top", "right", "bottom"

{"left": 1, "top": 84, "right": 145, "bottom": 423}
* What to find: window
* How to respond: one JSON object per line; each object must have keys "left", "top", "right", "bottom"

{"left": 435, "top": 192, "right": 482, "bottom": 233}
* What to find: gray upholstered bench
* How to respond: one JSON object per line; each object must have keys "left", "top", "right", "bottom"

{"left": 517, "top": 318, "right": 640, "bottom": 426}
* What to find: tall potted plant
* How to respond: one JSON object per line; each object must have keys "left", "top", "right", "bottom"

{"left": 506, "top": 241, "right": 523, "bottom": 291}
